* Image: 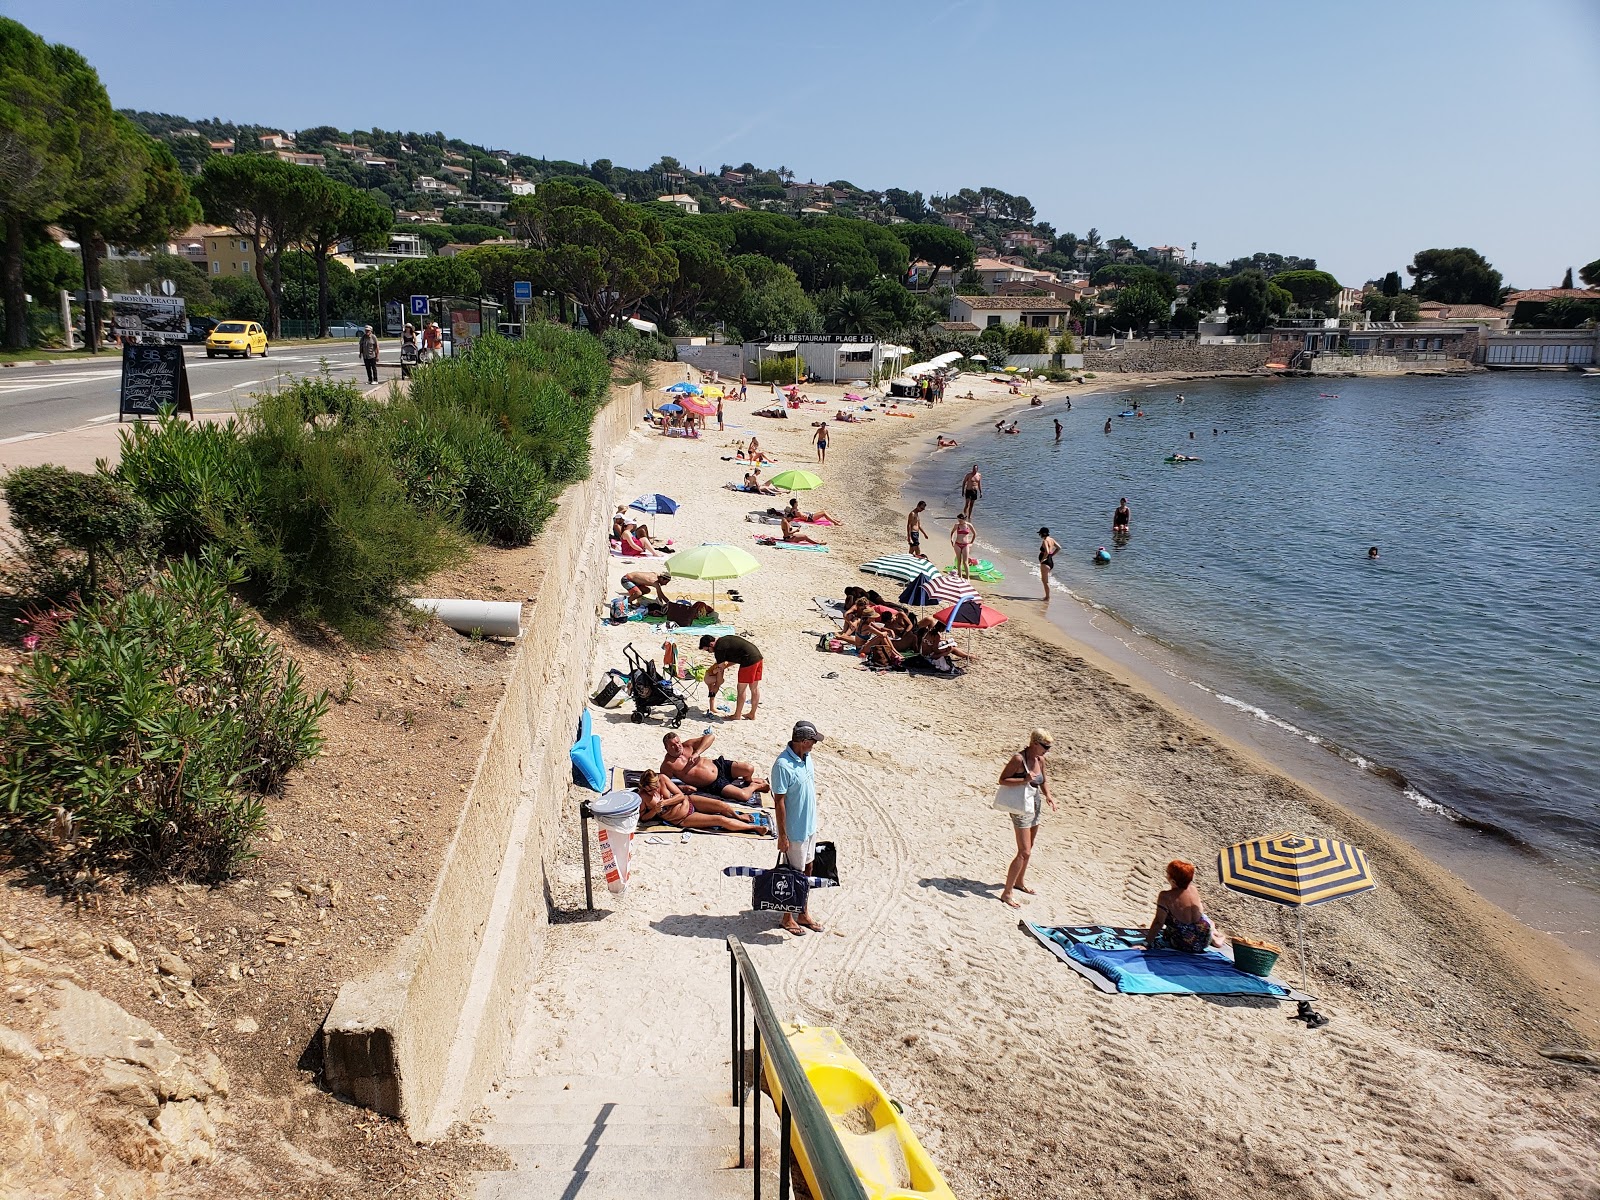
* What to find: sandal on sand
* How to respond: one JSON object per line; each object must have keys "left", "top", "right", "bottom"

{"left": 798, "top": 918, "right": 826, "bottom": 933}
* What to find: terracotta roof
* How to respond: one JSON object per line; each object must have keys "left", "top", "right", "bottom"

{"left": 951, "top": 295, "right": 1072, "bottom": 311}
{"left": 940, "top": 321, "right": 981, "bottom": 332}
{"left": 1414, "top": 302, "right": 1509, "bottom": 319}
{"left": 1504, "top": 288, "right": 1599, "bottom": 303}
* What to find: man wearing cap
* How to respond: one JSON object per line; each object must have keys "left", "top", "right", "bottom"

{"left": 772, "top": 721, "right": 826, "bottom": 935}
{"left": 358, "top": 326, "right": 380, "bottom": 383}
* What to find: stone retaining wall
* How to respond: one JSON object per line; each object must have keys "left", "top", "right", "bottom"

{"left": 1082, "top": 340, "right": 1275, "bottom": 373}
{"left": 321, "top": 383, "right": 642, "bottom": 1139}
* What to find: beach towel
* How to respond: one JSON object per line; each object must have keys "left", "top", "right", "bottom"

{"left": 722, "top": 865, "right": 839, "bottom": 888}
{"left": 813, "top": 597, "right": 846, "bottom": 620}
{"left": 754, "top": 537, "right": 830, "bottom": 552}
{"left": 617, "top": 769, "right": 774, "bottom": 838}
{"left": 1024, "top": 923, "right": 1299, "bottom": 999}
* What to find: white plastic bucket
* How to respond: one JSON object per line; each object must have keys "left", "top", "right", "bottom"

{"left": 407, "top": 598, "right": 523, "bottom": 638}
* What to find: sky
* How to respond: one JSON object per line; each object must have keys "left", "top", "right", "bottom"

{"left": 11, "top": 0, "right": 1599, "bottom": 289}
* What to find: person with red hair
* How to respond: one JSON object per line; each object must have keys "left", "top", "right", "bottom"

{"left": 1145, "top": 859, "right": 1223, "bottom": 953}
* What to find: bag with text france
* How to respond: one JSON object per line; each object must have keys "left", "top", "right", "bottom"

{"left": 752, "top": 853, "right": 810, "bottom": 914}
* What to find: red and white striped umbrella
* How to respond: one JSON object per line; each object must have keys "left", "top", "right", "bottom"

{"left": 927, "top": 574, "right": 978, "bottom": 605}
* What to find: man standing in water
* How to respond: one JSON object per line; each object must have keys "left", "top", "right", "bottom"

{"left": 960, "top": 464, "right": 982, "bottom": 520}
{"left": 1054, "top": 418, "right": 1063, "bottom": 442}
{"left": 1113, "top": 497, "right": 1131, "bottom": 533}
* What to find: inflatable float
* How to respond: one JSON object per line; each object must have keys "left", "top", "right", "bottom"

{"left": 945, "top": 559, "right": 1003, "bottom": 582}
{"left": 762, "top": 1023, "right": 956, "bottom": 1200}
{"left": 1164, "top": 455, "right": 1202, "bottom": 464}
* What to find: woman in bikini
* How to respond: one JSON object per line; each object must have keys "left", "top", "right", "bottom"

{"left": 1037, "top": 527, "right": 1060, "bottom": 601}
{"left": 1144, "top": 859, "right": 1223, "bottom": 952}
{"left": 779, "top": 514, "right": 826, "bottom": 546}
{"left": 998, "top": 730, "right": 1056, "bottom": 908}
{"left": 636, "top": 770, "right": 767, "bottom": 834}
{"left": 951, "top": 515, "right": 977, "bottom": 580}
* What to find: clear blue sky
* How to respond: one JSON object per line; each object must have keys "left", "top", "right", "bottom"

{"left": 14, "top": 0, "right": 1598, "bottom": 288}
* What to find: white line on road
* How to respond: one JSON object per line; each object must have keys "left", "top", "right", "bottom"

{"left": 0, "top": 432, "right": 48, "bottom": 444}
{"left": 88, "top": 413, "right": 118, "bottom": 424}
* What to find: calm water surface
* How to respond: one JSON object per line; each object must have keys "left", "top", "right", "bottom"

{"left": 910, "top": 372, "right": 1600, "bottom": 885}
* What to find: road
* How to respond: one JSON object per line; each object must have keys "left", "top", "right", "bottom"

{"left": 0, "top": 341, "right": 397, "bottom": 442}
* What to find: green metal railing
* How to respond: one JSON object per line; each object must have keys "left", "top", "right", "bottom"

{"left": 727, "top": 936, "right": 868, "bottom": 1200}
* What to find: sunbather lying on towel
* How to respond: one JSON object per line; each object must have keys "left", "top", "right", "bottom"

{"left": 637, "top": 770, "right": 767, "bottom": 834}
{"left": 661, "top": 731, "right": 769, "bottom": 803}
{"left": 753, "top": 405, "right": 789, "bottom": 419}
{"left": 784, "top": 497, "right": 842, "bottom": 526}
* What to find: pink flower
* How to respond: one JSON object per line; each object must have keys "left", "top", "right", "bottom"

{"left": 22, "top": 635, "right": 40, "bottom": 650}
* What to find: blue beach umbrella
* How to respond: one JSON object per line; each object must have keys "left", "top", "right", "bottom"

{"left": 664, "top": 382, "right": 702, "bottom": 395}
{"left": 629, "top": 493, "right": 680, "bottom": 516}
{"left": 659, "top": 402, "right": 683, "bottom": 413}
{"left": 899, "top": 575, "right": 935, "bottom": 607}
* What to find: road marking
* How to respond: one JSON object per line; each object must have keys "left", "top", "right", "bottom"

{"left": 0, "top": 432, "right": 48, "bottom": 444}
{"left": 191, "top": 391, "right": 216, "bottom": 400}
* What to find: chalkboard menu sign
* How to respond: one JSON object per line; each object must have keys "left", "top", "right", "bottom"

{"left": 119, "top": 343, "right": 193, "bottom": 421}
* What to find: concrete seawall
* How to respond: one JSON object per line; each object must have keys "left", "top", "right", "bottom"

{"left": 321, "top": 382, "right": 641, "bottom": 1139}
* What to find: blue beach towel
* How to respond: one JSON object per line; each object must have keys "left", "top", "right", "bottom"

{"left": 1025, "top": 923, "right": 1293, "bottom": 999}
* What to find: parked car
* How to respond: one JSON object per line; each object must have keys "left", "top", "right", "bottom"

{"left": 205, "top": 321, "right": 268, "bottom": 358}
{"left": 326, "top": 321, "right": 367, "bottom": 337}
{"left": 185, "top": 315, "right": 219, "bottom": 343}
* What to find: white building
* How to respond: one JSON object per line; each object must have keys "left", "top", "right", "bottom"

{"left": 657, "top": 194, "right": 701, "bottom": 214}
{"left": 947, "top": 294, "right": 1074, "bottom": 332}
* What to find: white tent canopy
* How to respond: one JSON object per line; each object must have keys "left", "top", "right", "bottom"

{"left": 929, "top": 350, "right": 962, "bottom": 366}
{"left": 628, "top": 317, "right": 659, "bottom": 334}
{"left": 836, "top": 342, "right": 875, "bottom": 354}
{"left": 903, "top": 361, "right": 936, "bottom": 376}
{"left": 765, "top": 342, "right": 798, "bottom": 353}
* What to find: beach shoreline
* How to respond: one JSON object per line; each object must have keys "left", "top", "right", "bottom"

{"left": 886, "top": 373, "right": 1600, "bottom": 960}
{"left": 504, "top": 367, "right": 1600, "bottom": 1200}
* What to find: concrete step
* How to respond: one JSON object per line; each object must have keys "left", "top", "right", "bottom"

{"left": 491, "top": 1073, "right": 729, "bottom": 1108}
{"left": 486, "top": 1116, "right": 736, "bottom": 1149}
{"left": 484, "top": 1099, "right": 740, "bottom": 1130}
{"left": 495, "top": 1142, "right": 739, "bottom": 1174}
{"left": 475, "top": 1165, "right": 758, "bottom": 1200}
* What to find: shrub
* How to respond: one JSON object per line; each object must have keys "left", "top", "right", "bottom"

{"left": 599, "top": 324, "right": 675, "bottom": 363}
{"left": 1005, "top": 324, "right": 1049, "bottom": 355}
{"left": 279, "top": 372, "right": 369, "bottom": 422}
{"left": 2, "top": 465, "right": 155, "bottom": 594}
{"left": 0, "top": 555, "right": 327, "bottom": 880}
{"left": 458, "top": 436, "right": 553, "bottom": 545}
{"left": 234, "top": 394, "right": 466, "bottom": 644}
{"left": 756, "top": 355, "right": 800, "bottom": 384}
{"left": 114, "top": 415, "right": 260, "bottom": 558}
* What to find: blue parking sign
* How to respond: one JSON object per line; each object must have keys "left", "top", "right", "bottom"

{"left": 409, "top": 295, "right": 429, "bottom": 316}
{"left": 513, "top": 280, "right": 533, "bottom": 302}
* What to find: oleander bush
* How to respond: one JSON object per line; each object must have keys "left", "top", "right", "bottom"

{"left": 0, "top": 555, "right": 327, "bottom": 879}
{"left": 756, "top": 355, "right": 800, "bottom": 384}
{"left": 114, "top": 415, "right": 259, "bottom": 558}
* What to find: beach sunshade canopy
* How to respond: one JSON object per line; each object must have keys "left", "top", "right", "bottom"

{"left": 658, "top": 402, "right": 683, "bottom": 413}
{"left": 898, "top": 576, "right": 935, "bottom": 607}
{"left": 664, "top": 382, "right": 701, "bottom": 394}
{"left": 768, "top": 469, "right": 822, "bottom": 492}
{"left": 679, "top": 397, "right": 716, "bottom": 416}
{"left": 969, "top": 353, "right": 988, "bottom": 362}
{"left": 927, "top": 574, "right": 978, "bottom": 606}
{"left": 765, "top": 342, "right": 798, "bottom": 353}
{"left": 903, "top": 362, "right": 935, "bottom": 377}
{"left": 837, "top": 342, "right": 875, "bottom": 354}
{"left": 930, "top": 351, "right": 962, "bottom": 366}
{"left": 629, "top": 493, "right": 679, "bottom": 516}
{"left": 861, "top": 554, "right": 938, "bottom": 583}
{"left": 936, "top": 598, "right": 1007, "bottom": 629}
{"left": 1217, "top": 834, "right": 1375, "bottom": 909}
{"left": 665, "top": 543, "right": 760, "bottom": 581}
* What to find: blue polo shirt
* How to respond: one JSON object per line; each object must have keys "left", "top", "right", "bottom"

{"left": 771, "top": 744, "right": 817, "bottom": 842}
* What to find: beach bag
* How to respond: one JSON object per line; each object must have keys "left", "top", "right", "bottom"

{"left": 811, "top": 841, "right": 838, "bottom": 884}
{"left": 666, "top": 600, "right": 714, "bottom": 626}
{"left": 752, "top": 853, "right": 810, "bottom": 914}
{"left": 992, "top": 783, "right": 1038, "bottom": 815}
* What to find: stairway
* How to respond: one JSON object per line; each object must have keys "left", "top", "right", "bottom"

{"left": 474, "top": 1069, "right": 775, "bottom": 1199}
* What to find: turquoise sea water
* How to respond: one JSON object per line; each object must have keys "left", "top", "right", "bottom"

{"left": 908, "top": 372, "right": 1600, "bottom": 886}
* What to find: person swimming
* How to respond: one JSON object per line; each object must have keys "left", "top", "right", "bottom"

{"left": 1368, "top": 546, "right": 1380, "bottom": 559}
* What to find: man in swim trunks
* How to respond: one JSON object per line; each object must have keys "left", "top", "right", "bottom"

{"left": 621, "top": 571, "right": 671, "bottom": 604}
{"left": 660, "top": 731, "right": 768, "bottom": 802}
{"left": 699, "top": 633, "right": 763, "bottom": 720}
{"left": 1113, "top": 497, "right": 1131, "bottom": 533}
{"left": 960, "top": 465, "right": 982, "bottom": 520}
{"left": 907, "top": 500, "right": 927, "bottom": 556}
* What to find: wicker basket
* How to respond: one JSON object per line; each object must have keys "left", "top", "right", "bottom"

{"left": 1230, "top": 936, "right": 1281, "bottom": 977}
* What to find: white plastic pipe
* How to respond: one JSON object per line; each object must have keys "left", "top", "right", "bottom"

{"left": 407, "top": 598, "right": 523, "bottom": 638}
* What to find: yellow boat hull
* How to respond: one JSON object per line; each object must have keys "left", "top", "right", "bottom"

{"left": 762, "top": 1023, "right": 956, "bottom": 1200}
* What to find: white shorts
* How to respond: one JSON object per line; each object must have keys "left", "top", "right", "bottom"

{"left": 783, "top": 837, "right": 817, "bottom": 873}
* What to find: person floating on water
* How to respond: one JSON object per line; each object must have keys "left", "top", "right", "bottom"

{"left": 1368, "top": 546, "right": 1380, "bottom": 560}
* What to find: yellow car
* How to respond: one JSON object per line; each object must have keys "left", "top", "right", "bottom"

{"left": 205, "top": 320, "right": 268, "bottom": 358}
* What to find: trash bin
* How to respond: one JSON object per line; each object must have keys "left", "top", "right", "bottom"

{"left": 590, "top": 789, "right": 641, "bottom": 894}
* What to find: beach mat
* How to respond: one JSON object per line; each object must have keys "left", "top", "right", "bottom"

{"left": 813, "top": 597, "right": 846, "bottom": 620}
{"left": 1024, "top": 923, "right": 1307, "bottom": 1000}
{"left": 755, "top": 538, "right": 830, "bottom": 552}
{"left": 619, "top": 768, "right": 773, "bottom": 838}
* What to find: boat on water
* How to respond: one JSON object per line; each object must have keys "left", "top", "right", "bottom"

{"left": 762, "top": 1024, "right": 955, "bottom": 1200}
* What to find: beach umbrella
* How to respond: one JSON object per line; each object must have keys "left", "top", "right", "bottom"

{"left": 935, "top": 597, "right": 1006, "bottom": 630}
{"left": 927, "top": 574, "right": 978, "bottom": 606}
{"left": 768, "top": 469, "right": 822, "bottom": 492}
{"left": 1217, "top": 833, "right": 1376, "bottom": 986}
{"left": 629, "top": 493, "right": 679, "bottom": 516}
{"left": 969, "top": 353, "right": 988, "bottom": 363}
{"left": 898, "top": 574, "right": 936, "bottom": 607}
{"left": 664, "top": 382, "right": 701, "bottom": 394}
{"left": 861, "top": 554, "right": 938, "bottom": 584}
{"left": 659, "top": 401, "right": 683, "bottom": 413}
{"left": 679, "top": 396, "right": 716, "bottom": 417}
{"left": 665, "top": 542, "right": 760, "bottom": 608}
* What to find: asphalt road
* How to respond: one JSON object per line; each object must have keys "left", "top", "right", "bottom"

{"left": 0, "top": 341, "right": 397, "bottom": 442}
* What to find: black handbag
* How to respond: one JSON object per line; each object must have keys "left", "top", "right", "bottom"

{"left": 752, "top": 853, "right": 809, "bottom": 914}
{"left": 811, "top": 840, "right": 838, "bottom": 884}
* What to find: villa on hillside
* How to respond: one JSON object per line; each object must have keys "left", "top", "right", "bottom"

{"left": 948, "top": 294, "right": 1074, "bottom": 332}
{"left": 657, "top": 194, "right": 701, "bottom": 214}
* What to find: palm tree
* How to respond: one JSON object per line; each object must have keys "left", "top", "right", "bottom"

{"left": 820, "top": 288, "right": 885, "bottom": 337}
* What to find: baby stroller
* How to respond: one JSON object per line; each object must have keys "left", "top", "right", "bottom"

{"left": 623, "top": 643, "right": 688, "bottom": 727}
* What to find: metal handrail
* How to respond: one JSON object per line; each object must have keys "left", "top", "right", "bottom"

{"left": 727, "top": 936, "right": 869, "bottom": 1200}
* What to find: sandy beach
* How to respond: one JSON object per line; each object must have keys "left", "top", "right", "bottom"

{"left": 505, "top": 369, "right": 1600, "bottom": 1200}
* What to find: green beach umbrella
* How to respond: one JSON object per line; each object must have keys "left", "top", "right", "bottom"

{"left": 665, "top": 543, "right": 760, "bottom": 608}
{"left": 767, "top": 469, "right": 823, "bottom": 492}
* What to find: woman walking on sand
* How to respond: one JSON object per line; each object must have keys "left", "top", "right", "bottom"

{"left": 813, "top": 421, "right": 830, "bottom": 464}
{"left": 1037, "top": 527, "right": 1060, "bottom": 600}
{"left": 951, "top": 513, "right": 977, "bottom": 579}
{"left": 999, "top": 730, "right": 1057, "bottom": 908}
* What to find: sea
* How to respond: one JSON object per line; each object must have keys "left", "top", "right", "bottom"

{"left": 906, "top": 370, "right": 1600, "bottom": 905}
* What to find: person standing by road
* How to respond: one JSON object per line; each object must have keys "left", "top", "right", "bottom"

{"left": 699, "top": 633, "right": 763, "bottom": 720}
{"left": 960, "top": 464, "right": 982, "bottom": 520}
{"left": 422, "top": 321, "right": 443, "bottom": 362}
{"left": 358, "top": 326, "right": 380, "bottom": 384}
{"left": 998, "top": 729, "right": 1057, "bottom": 908}
{"left": 906, "top": 500, "right": 928, "bottom": 557}
{"left": 773, "top": 721, "right": 827, "bottom": 935}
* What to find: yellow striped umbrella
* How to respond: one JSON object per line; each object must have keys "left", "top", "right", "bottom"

{"left": 1218, "top": 833, "right": 1375, "bottom": 985}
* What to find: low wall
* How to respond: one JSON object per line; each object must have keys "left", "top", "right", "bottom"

{"left": 1308, "top": 354, "right": 1471, "bottom": 375}
{"left": 322, "top": 382, "right": 643, "bottom": 1139}
{"left": 1083, "top": 340, "right": 1274, "bottom": 373}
